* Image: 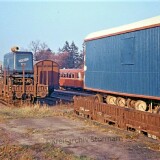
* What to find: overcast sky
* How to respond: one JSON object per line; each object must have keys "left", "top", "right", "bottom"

{"left": 0, "top": 0, "right": 159, "bottom": 61}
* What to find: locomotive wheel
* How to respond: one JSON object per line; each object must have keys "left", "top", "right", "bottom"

{"left": 135, "top": 100, "right": 147, "bottom": 111}
{"left": 94, "top": 94, "right": 103, "bottom": 103}
{"left": 106, "top": 96, "right": 116, "bottom": 105}
{"left": 116, "top": 97, "right": 126, "bottom": 107}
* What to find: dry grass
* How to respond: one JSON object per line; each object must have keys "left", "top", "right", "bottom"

{"left": 0, "top": 103, "right": 74, "bottom": 121}
{"left": 0, "top": 143, "right": 93, "bottom": 160}
{"left": 144, "top": 141, "right": 160, "bottom": 151}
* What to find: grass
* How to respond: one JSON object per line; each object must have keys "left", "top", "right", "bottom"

{"left": 0, "top": 143, "right": 94, "bottom": 160}
{"left": 0, "top": 103, "right": 74, "bottom": 121}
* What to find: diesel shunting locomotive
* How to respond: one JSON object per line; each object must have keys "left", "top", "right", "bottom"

{"left": 0, "top": 47, "right": 59, "bottom": 105}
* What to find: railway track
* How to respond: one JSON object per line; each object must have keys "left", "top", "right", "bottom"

{"left": 0, "top": 89, "right": 92, "bottom": 107}
{"left": 52, "top": 89, "right": 92, "bottom": 99}
{"left": 0, "top": 97, "right": 32, "bottom": 107}
{"left": 37, "top": 89, "right": 93, "bottom": 106}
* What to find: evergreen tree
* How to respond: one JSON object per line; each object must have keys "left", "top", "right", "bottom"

{"left": 59, "top": 41, "right": 72, "bottom": 68}
{"left": 78, "top": 49, "right": 84, "bottom": 69}
{"left": 59, "top": 41, "right": 80, "bottom": 68}
{"left": 70, "top": 41, "right": 79, "bottom": 68}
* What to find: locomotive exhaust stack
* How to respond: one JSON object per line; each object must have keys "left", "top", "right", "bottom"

{"left": 11, "top": 46, "right": 19, "bottom": 52}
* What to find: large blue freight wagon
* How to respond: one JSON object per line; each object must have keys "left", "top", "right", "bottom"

{"left": 84, "top": 16, "right": 160, "bottom": 101}
{"left": 3, "top": 51, "right": 33, "bottom": 75}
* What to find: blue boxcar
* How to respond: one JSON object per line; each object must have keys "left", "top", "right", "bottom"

{"left": 3, "top": 51, "right": 33, "bottom": 74}
{"left": 84, "top": 16, "right": 160, "bottom": 100}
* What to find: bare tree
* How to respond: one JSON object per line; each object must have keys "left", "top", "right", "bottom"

{"left": 29, "top": 40, "right": 49, "bottom": 61}
{"left": 37, "top": 48, "right": 55, "bottom": 61}
{"left": 29, "top": 40, "right": 40, "bottom": 54}
{"left": 53, "top": 51, "right": 70, "bottom": 69}
{"left": 28, "top": 40, "right": 84, "bottom": 68}
{"left": 40, "top": 42, "right": 48, "bottom": 51}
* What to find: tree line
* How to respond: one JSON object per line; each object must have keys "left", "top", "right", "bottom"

{"left": 29, "top": 40, "right": 84, "bottom": 69}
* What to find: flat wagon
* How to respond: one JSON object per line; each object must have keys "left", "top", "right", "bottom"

{"left": 84, "top": 16, "right": 160, "bottom": 112}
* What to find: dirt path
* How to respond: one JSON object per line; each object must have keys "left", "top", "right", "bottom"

{"left": 0, "top": 115, "right": 160, "bottom": 160}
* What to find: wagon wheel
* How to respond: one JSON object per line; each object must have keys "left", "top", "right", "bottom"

{"left": 16, "top": 92, "right": 22, "bottom": 99}
{"left": 40, "top": 92, "right": 46, "bottom": 98}
{"left": 116, "top": 97, "right": 126, "bottom": 107}
{"left": 106, "top": 95, "right": 116, "bottom": 105}
{"left": 135, "top": 100, "right": 147, "bottom": 111}
{"left": 94, "top": 94, "right": 103, "bottom": 103}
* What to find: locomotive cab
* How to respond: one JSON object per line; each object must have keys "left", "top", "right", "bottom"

{"left": 3, "top": 51, "right": 33, "bottom": 75}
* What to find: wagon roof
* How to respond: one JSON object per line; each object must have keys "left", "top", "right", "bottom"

{"left": 60, "top": 69, "right": 83, "bottom": 73}
{"left": 33, "top": 59, "right": 58, "bottom": 65}
{"left": 85, "top": 16, "right": 160, "bottom": 42}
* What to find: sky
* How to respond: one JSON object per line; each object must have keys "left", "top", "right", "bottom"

{"left": 0, "top": 0, "right": 160, "bottom": 61}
